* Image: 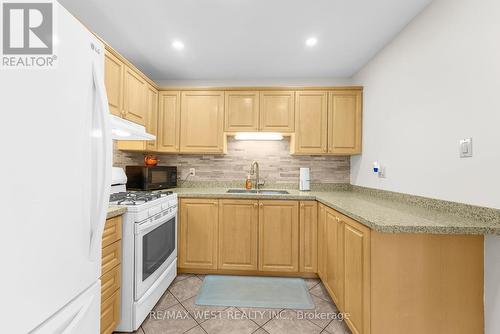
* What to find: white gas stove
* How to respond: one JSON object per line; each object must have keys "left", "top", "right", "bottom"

{"left": 110, "top": 168, "right": 178, "bottom": 332}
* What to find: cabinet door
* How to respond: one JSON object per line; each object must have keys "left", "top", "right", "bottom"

{"left": 179, "top": 199, "right": 219, "bottom": 269}
{"left": 145, "top": 85, "right": 159, "bottom": 151}
{"left": 157, "top": 91, "right": 181, "bottom": 152}
{"left": 104, "top": 51, "right": 124, "bottom": 117}
{"left": 259, "top": 91, "right": 295, "bottom": 132}
{"left": 317, "top": 204, "right": 326, "bottom": 280}
{"left": 299, "top": 201, "right": 317, "bottom": 273}
{"left": 117, "top": 84, "right": 158, "bottom": 152}
{"left": 123, "top": 67, "right": 147, "bottom": 126}
{"left": 224, "top": 91, "right": 259, "bottom": 132}
{"left": 258, "top": 200, "right": 299, "bottom": 272}
{"left": 180, "top": 91, "right": 224, "bottom": 153}
{"left": 218, "top": 199, "right": 259, "bottom": 271}
{"left": 328, "top": 90, "right": 362, "bottom": 154}
{"left": 294, "top": 91, "right": 328, "bottom": 154}
{"left": 343, "top": 216, "right": 371, "bottom": 334}
{"left": 324, "top": 209, "right": 344, "bottom": 308}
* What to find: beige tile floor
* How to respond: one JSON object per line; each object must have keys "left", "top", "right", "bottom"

{"left": 123, "top": 274, "right": 351, "bottom": 334}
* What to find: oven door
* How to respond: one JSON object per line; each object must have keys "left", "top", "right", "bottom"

{"left": 134, "top": 209, "right": 177, "bottom": 300}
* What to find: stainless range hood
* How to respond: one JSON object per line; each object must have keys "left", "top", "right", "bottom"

{"left": 110, "top": 115, "right": 156, "bottom": 141}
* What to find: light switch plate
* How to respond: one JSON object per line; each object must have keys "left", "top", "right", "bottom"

{"left": 459, "top": 138, "right": 472, "bottom": 158}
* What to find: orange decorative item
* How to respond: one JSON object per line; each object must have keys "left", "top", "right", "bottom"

{"left": 144, "top": 155, "right": 158, "bottom": 166}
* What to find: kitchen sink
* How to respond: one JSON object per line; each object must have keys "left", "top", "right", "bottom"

{"left": 226, "top": 189, "right": 289, "bottom": 195}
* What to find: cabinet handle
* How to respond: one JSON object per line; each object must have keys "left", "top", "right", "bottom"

{"left": 259, "top": 203, "right": 263, "bottom": 207}
{"left": 336, "top": 217, "right": 340, "bottom": 222}
{"left": 253, "top": 203, "right": 258, "bottom": 208}
{"left": 300, "top": 203, "right": 305, "bottom": 208}
{"left": 213, "top": 202, "right": 218, "bottom": 206}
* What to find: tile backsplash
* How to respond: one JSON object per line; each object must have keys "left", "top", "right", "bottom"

{"left": 113, "top": 137, "right": 350, "bottom": 185}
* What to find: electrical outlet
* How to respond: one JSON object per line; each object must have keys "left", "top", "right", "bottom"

{"left": 189, "top": 168, "right": 195, "bottom": 176}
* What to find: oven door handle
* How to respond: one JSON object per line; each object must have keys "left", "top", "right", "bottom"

{"left": 135, "top": 210, "right": 176, "bottom": 235}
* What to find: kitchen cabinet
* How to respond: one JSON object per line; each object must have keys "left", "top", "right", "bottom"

{"left": 116, "top": 83, "right": 159, "bottom": 152}
{"left": 179, "top": 199, "right": 219, "bottom": 269}
{"left": 100, "top": 215, "right": 122, "bottom": 334}
{"left": 328, "top": 90, "right": 362, "bottom": 154}
{"left": 317, "top": 203, "right": 326, "bottom": 280}
{"left": 293, "top": 91, "right": 328, "bottom": 154}
{"left": 224, "top": 91, "right": 260, "bottom": 132}
{"left": 343, "top": 215, "right": 371, "bottom": 334}
{"left": 324, "top": 208, "right": 345, "bottom": 309}
{"left": 104, "top": 51, "right": 124, "bottom": 117}
{"left": 299, "top": 201, "right": 317, "bottom": 273}
{"left": 258, "top": 200, "right": 299, "bottom": 272}
{"left": 123, "top": 67, "right": 148, "bottom": 126}
{"left": 180, "top": 91, "right": 225, "bottom": 153}
{"left": 157, "top": 91, "right": 181, "bottom": 152}
{"left": 259, "top": 91, "right": 295, "bottom": 132}
{"left": 218, "top": 199, "right": 259, "bottom": 271}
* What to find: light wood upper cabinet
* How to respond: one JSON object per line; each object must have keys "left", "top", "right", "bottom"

{"left": 328, "top": 90, "right": 362, "bottom": 154}
{"left": 157, "top": 91, "right": 181, "bottom": 152}
{"left": 104, "top": 51, "right": 124, "bottom": 117}
{"left": 179, "top": 199, "right": 219, "bottom": 269}
{"left": 343, "top": 216, "right": 371, "bottom": 334}
{"left": 145, "top": 85, "right": 159, "bottom": 151}
{"left": 180, "top": 91, "right": 225, "bottom": 153}
{"left": 116, "top": 84, "right": 158, "bottom": 152}
{"left": 294, "top": 91, "right": 328, "bottom": 154}
{"left": 218, "top": 199, "right": 259, "bottom": 271}
{"left": 258, "top": 200, "right": 299, "bottom": 272}
{"left": 324, "top": 208, "right": 345, "bottom": 309}
{"left": 299, "top": 201, "right": 318, "bottom": 273}
{"left": 259, "top": 91, "right": 295, "bottom": 132}
{"left": 225, "top": 91, "right": 259, "bottom": 132}
{"left": 123, "top": 67, "right": 148, "bottom": 126}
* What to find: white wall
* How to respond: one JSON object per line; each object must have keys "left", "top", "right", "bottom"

{"left": 155, "top": 77, "right": 353, "bottom": 88}
{"left": 350, "top": 0, "right": 500, "bottom": 332}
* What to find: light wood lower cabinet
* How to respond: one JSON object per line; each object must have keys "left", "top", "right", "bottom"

{"left": 299, "top": 201, "right": 317, "bottom": 273}
{"left": 317, "top": 203, "right": 326, "bottom": 280}
{"left": 179, "top": 199, "right": 303, "bottom": 274}
{"left": 218, "top": 199, "right": 259, "bottom": 271}
{"left": 179, "top": 199, "right": 219, "bottom": 269}
{"left": 324, "top": 208, "right": 345, "bottom": 309}
{"left": 100, "top": 215, "right": 122, "bottom": 334}
{"left": 343, "top": 215, "right": 371, "bottom": 334}
{"left": 258, "top": 200, "right": 299, "bottom": 272}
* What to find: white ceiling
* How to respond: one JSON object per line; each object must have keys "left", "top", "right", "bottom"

{"left": 59, "top": 0, "right": 431, "bottom": 84}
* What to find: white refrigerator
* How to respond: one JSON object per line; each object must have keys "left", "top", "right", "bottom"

{"left": 0, "top": 1, "right": 112, "bottom": 333}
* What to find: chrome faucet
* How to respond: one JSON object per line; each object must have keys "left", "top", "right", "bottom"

{"left": 250, "top": 161, "right": 264, "bottom": 190}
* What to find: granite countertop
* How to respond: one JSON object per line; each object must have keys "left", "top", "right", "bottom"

{"left": 168, "top": 187, "right": 500, "bottom": 235}
{"left": 107, "top": 206, "right": 127, "bottom": 219}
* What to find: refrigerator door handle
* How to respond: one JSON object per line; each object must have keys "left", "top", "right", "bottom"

{"left": 89, "top": 59, "right": 112, "bottom": 261}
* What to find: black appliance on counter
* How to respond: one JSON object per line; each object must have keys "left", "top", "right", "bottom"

{"left": 125, "top": 166, "right": 177, "bottom": 190}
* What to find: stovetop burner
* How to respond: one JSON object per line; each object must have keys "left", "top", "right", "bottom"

{"left": 110, "top": 191, "right": 173, "bottom": 205}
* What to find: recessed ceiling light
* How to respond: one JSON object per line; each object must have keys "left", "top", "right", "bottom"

{"left": 305, "top": 37, "right": 318, "bottom": 47}
{"left": 172, "top": 40, "right": 185, "bottom": 50}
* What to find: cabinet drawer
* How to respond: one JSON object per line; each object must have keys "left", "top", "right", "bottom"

{"left": 101, "top": 264, "right": 121, "bottom": 302}
{"left": 102, "top": 241, "right": 121, "bottom": 276}
{"left": 102, "top": 216, "right": 122, "bottom": 248}
{"left": 100, "top": 290, "right": 120, "bottom": 334}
